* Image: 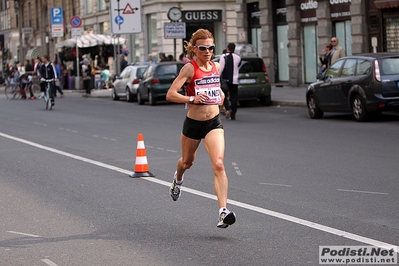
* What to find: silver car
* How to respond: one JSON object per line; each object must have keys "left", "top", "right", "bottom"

{"left": 112, "top": 64, "right": 147, "bottom": 102}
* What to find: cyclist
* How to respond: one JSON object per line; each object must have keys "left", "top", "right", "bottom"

{"left": 39, "top": 55, "right": 58, "bottom": 106}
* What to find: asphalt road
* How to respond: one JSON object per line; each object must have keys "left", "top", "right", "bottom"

{"left": 1, "top": 92, "right": 398, "bottom": 266}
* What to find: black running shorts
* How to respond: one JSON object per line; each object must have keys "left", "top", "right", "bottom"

{"left": 182, "top": 115, "right": 223, "bottom": 140}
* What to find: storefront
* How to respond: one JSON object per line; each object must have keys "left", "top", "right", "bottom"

{"left": 181, "top": 10, "right": 223, "bottom": 54}
{"left": 272, "top": 0, "right": 290, "bottom": 83}
{"left": 300, "top": 0, "right": 318, "bottom": 83}
{"left": 247, "top": 2, "right": 262, "bottom": 57}
{"left": 330, "top": 0, "right": 352, "bottom": 56}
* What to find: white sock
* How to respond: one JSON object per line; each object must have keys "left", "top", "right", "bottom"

{"left": 219, "top": 207, "right": 227, "bottom": 215}
{"left": 174, "top": 171, "right": 183, "bottom": 185}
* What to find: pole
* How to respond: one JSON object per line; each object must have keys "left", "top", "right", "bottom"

{"left": 76, "top": 37, "right": 79, "bottom": 89}
{"left": 174, "top": 39, "right": 176, "bottom": 62}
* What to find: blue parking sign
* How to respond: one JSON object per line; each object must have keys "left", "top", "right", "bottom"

{"left": 51, "top": 7, "right": 63, "bottom": 25}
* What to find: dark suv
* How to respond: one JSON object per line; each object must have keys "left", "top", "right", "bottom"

{"left": 137, "top": 62, "right": 185, "bottom": 105}
{"left": 306, "top": 52, "right": 399, "bottom": 121}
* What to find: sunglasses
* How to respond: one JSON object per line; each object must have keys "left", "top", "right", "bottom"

{"left": 194, "top": 45, "right": 215, "bottom": 51}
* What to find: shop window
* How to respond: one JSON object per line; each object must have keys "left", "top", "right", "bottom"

{"left": 98, "top": 0, "right": 106, "bottom": 11}
{"left": 383, "top": 17, "right": 399, "bottom": 52}
{"left": 147, "top": 13, "right": 157, "bottom": 58}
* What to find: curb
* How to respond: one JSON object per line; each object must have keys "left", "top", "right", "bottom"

{"left": 272, "top": 100, "right": 307, "bottom": 107}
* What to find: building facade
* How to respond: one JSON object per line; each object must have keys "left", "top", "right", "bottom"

{"left": 1, "top": 0, "right": 399, "bottom": 85}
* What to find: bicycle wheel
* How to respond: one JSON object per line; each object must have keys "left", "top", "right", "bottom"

{"left": 31, "top": 83, "right": 41, "bottom": 98}
{"left": 5, "top": 85, "right": 21, "bottom": 100}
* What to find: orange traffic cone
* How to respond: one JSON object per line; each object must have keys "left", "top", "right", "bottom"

{"left": 130, "top": 133, "right": 155, "bottom": 178}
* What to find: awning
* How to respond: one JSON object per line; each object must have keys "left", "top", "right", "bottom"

{"left": 374, "top": 0, "right": 399, "bottom": 9}
{"left": 25, "top": 47, "right": 41, "bottom": 60}
{"left": 55, "top": 34, "right": 127, "bottom": 49}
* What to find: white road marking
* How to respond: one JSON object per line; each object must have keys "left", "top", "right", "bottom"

{"left": 232, "top": 162, "right": 242, "bottom": 176}
{"left": 6, "top": 231, "right": 41, "bottom": 238}
{"left": 0, "top": 132, "right": 397, "bottom": 253}
{"left": 260, "top": 182, "right": 293, "bottom": 187}
{"left": 41, "top": 259, "right": 59, "bottom": 266}
{"left": 336, "top": 189, "right": 389, "bottom": 195}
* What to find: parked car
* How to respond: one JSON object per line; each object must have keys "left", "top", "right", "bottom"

{"left": 112, "top": 64, "right": 148, "bottom": 102}
{"left": 213, "top": 53, "right": 272, "bottom": 106}
{"left": 306, "top": 52, "right": 399, "bottom": 122}
{"left": 137, "top": 62, "right": 185, "bottom": 105}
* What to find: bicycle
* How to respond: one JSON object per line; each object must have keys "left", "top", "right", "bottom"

{"left": 43, "top": 79, "right": 55, "bottom": 110}
{"left": 23, "top": 75, "right": 41, "bottom": 99}
{"left": 5, "top": 82, "right": 24, "bottom": 100}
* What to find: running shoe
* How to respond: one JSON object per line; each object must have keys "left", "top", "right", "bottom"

{"left": 225, "top": 110, "right": 231, "bottom": 119}
{"left": 217, "top": 208, "right": 236, "bottom": 228}
{"left": 169, "top": 171, "right": 183, "bottom": 201}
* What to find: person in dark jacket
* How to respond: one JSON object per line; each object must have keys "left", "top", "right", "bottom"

{"left": 119, "top": 54, "right": 128, "bottom": 73}
{"left": 319, "top": 43, "right": 333, "bottom": 74}
{"left": 39, "top": 55, "right": 58, "bottom": 106}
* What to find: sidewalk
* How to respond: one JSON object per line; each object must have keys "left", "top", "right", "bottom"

{"left": 89, "top": 85, "right": 308, "bottom": 107}
{"left": 1, "top": 84, "right": 307, "bottom": 107}
{"left": 271, "top": 85, "right": 307, "bottom": 107}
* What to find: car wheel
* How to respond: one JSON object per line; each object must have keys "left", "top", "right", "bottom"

{"left": 259, "top": 95, "right": 272, "bottom": 106}
{"left": 137, "top": 90, "right": 145, "bottom": 105}
{"left": 126, "top": 88, "right": 133, "bottom": 102}
{"left": 149, "top": 90, "right": 157, "bottom": 105}
{"left": 352, "top": 95, "right": 369, "bottom": 122}
{"left": 307, "top": 94, "right": 323, "bottom": 119}
{"left": 112, "top": 89, "right": 119, "bottom": 101}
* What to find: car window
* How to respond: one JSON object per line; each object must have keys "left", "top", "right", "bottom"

{"left": 120, "top": 67, "right": 129, "bottom": 78}
{"left": 325, "top": 60, "right": 344, "bottom": 78}
{"left": 143, "top": 65, "right": 154, "bottom": 79}
{"left": 341, "top": 59, "right": 356, "bottom": 76}
{"left": 136, "top": 67, "right": 146, "bottom": 78}
{"left": 356, "top": 59, "right": 372, "bottom": 75}
{"left": 239, "top": 58, "right": 264, "bottom": 73}
{"left": 380, "top": 58, "right": 399, "bottom": 75}
{"left": 156, "top": 65, "right": 178, "bottom": 76}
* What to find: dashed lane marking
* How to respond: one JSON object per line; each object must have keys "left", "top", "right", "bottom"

{"left": 6, "top": 231, "right": 41, "bottom": 238}
{"left": 41, "top": 259, "right": 59, "bottom": 266}
{"left": 336, "top": 189, "right": 389, "bottom": 195}
{"left": 260, "top": 182, "right": 293, "bottom": 187}
{"left": 0, "top": 132, "right": 396, "bottom": 253}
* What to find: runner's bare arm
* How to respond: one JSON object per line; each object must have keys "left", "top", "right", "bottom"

{"left": 166, "top": 63, "right": 194, "bottom": 104}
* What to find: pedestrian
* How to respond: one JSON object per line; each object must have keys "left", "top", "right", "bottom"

{"left": 167, "top": 54, "right": 175, "bottom": 61}
{"left": 179, "top": 53, "right": 190, "bottom": 63}
{"left": 39, "top": 55, "right": 57, "bottom": 106}
{"left": 120, "top": 54, "right": 128, "bottom": 73}
{"left": 95, "top": 65, "right": 110, "bottom": 89}
{"left": 330, "top": 37, "right": 346, "bottom": 64}
{"left": 81, "top": 58, "right": 92, "bottom": 97}
{"left": 53, "top": 58, "right": 64, "bottom": 97}
{"left": 219, "top": 43, "right": 241, "bottom": 120}
{"left": 146, "top": 53, "right": 156, "bottom": 63}
{"left": 33, "top": 57, "right": 42, "bottom": 79}
{"left": 319, "top": 43, "right": 333, "bottom": 74}
{"left": 165, "top": 28, "right": 236, "bottom": 229}
{"left": 159, "top": 52, "right": 169, "bottom": 62}
{"left": 24, "top": 60, "right": 36, "bottom": 99}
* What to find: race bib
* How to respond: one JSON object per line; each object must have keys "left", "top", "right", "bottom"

{"left": 194, "top": 76, "right": 221, "bottom": 105}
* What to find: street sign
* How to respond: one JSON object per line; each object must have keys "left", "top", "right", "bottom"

{"left": 51, "top": 7, "right": 63, "bottom": 25}
{"left": 164, "top": 22, "right": 186, "bottom": 39}
{"left": 110, "top": 0, "right": 142, "bottom": 34}
{"left": 70, "top": 16, "right": 82, "bottom": 28}
{"left": 71, "top": 28, "right": 83, "bottom": 38}
{"left": 23, "top": 28, "right": 34, "bottom": 34}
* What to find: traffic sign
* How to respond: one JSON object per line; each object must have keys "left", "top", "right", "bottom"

{"left": 51, "top": 7, "right": 63, "bottom": 25}
{"left": 110, "top": 0, "right": 142, "bottom": 34}
{"left": 70, "top": 16, "right": 82, "bottom": 28}
{"left": 71, "top": 28, "right": 83, "bottom": 38}
{"left": 164, "top": 22, "right": 186, "bottom": 39}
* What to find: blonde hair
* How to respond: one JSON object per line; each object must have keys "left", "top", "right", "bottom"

{"left": 184, "top": 29, "right": 214, "bottom": 59}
